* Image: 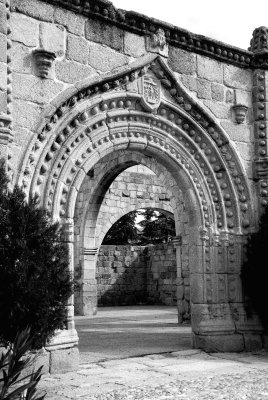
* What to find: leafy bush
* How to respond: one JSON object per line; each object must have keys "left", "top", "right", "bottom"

{"left": 241, "top": 206, "right": 268, "bottom": 329}
{"left": 0, "top": 163, "right": 73, "bottom": 349}
{"left": 0, "top": 328, "right": 45, "bottom": 400}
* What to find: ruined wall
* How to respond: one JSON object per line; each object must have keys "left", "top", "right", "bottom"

{"left": 97, "top": 245, "right": 148, "bottom": 306}
{"left": 96, "top": 244, "right": 182, "bottom": 312}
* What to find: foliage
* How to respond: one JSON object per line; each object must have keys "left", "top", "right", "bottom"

{"left": 0, "top": 328, "right": 45, "bottom": 400}
{"left": 138, "top": 209, "right": 176, "bottom": 244}
{"left": 0, "top": 163, "right": 73, "bottom": 349}
{"left": 103, "top": 211, "right": 139, "bottom": 245}
{"left": 102, "top": 208, "right": 176, "bottom": 245}
{"left": 241, "top": 206, "right": 268, "bottom": 329}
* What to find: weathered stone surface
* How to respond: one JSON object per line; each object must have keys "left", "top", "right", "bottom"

{"left": 244, "top": 334, "right": 263, "bottom": 351}
{"left": 40, "top": 22, "right": 65, "bottom": 57}
{"left": 88, "top": 44, "right": 129, "bottom": 72}
{"left": 0, "top": 32, "right": 6, "bottom": 63}
{"left": 0, "top": 62, "right": 6, "bottom": 91}
{"left": 67, "top": 34, "right": 88, "bottom": 64}
{"left": 168, "top": 47, "right": 196, "bottom": 75}
{"left": 124, "top": 32, "right": 146, "bottom": 57}
{"left": 180, "top": 75, "right": 197, "bottom": 93}
{"left": 196, "top": 79, "right": 211, "bottom": 99}
{"left": 224, "top": 65, "right": 252, "bottom": 90}
{"left": 211, "top": 83, "right": 224, "bottom": 102}
{"left": 193, "top": 333, "right": 244, "bottom": 352}
{"left": 11, "top": 42, "right": 33, "bottom": 74}
{"left": 55, "top": 60, "right": 95, "bottom": 83}
{"left": 54, "top": 7, "right": 86, "bottom": 36}
{"left": 197, "top": 55, "right": 223, "bottom": 83}
{"left": 0, "top": 89, "right": 6, "bottom": 112}
{"left": 11, "top": 13, "right": 39, "bottom": 47}
{"left": 13, "top": 99, "right": 42, "bottom": 130}
{"left": 85, "top": 18, "right": 123, "bottom": 52}
{"left": 203, "top": 100, "right": 231, "bottom": 119}
{"left": 11, "top": 0, "right": 54, "bottom": 22}
{"left": 88, "top": 43, "right": 130, "bottom": 72}
{"left": 49, "top": 346, "right": 79, "bottom": 374}
{"left": 0, "top": 3, "right": 6, "bottom": 35}
{"left": 13, "top": 125, "right": 33, "bottom": 147}
{"left": 221, "top": 121, "right": 253, "bottom": 143}
{"left": 13, "top": 73, "right": 64, "bottom": 104}
{"left": 235, "top": 89, "right": 252, "bottom": 107}
{"left": 235, "top": 142, "right": 254, "bottom": 161}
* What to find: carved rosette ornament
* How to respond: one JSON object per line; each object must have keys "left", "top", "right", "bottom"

{"left": 33, "top": 49, "right": 56, "bottom": 78}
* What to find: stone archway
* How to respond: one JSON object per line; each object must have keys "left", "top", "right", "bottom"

{"left": 18, "top": 54, "right": 259, "bottom": 352}
{"left": 73, "top": 153, "right": 186, "bottom": 316}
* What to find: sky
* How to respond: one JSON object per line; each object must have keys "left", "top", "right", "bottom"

{"left": 112, "top": 0, "right": 268, "bottom": 50}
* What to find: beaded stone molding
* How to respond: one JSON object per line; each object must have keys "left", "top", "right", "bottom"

{"left": 18, "top": 55, "right": 253, "bottom": 234}
{"left": 13, "top": 0, "right": 258, "bottom": 69}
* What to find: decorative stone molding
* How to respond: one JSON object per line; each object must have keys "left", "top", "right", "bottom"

{"left": 252, "top": 68, "right": 268, "bottom": 208}
{"left": 33, "top": 49, "right": 56, "bottom": 78}
{"left": 0, "top": 114, "right": 13, "bottom": 145}
{"left": 146, "top": 28, "right": 168, "bottom": 57}
{"left": 250, "top": 26, "right": 268, "bottom": 68}
{"left": 19, "top": 55, "right": 252, "bottom": 234}
{"left": 84, "top": 248, "right": 98, "bottom": 256}
{"left": 172, "top": 235, "right": 182, "bottom": 247}
{"left": 40, "top": 0, "right": 253, "bottom": 69}
{"left": 254, "top": 158, "right": 268, "bottom": 179}
{"left": 232, "top": 104, "right": 248, "bottom": 124}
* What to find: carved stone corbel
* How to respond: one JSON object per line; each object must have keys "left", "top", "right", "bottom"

{"left": 0, "top": 113, "right": 13, "bottom": 145}
{"left": 232, "top": 104, "right": 248, "bottom": 124}
{"left": 33, "top": 48, "right": 56, "bottom": 78}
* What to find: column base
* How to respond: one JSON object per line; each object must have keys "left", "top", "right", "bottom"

{"left": 193, "top": 333, "right": 244, "bottom": 352}
{"left": 45, "top": 329, "right": 79, "bottom": 374}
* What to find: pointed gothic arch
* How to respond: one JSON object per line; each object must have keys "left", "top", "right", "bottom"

{"left": 18, "top": 54, "right": 257, "bottom": 352}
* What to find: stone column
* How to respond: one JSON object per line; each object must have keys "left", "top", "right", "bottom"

{"left": 251, "top": 27, "right": 268, "bottom": 212}
{"left": 191, "top": 229, "right": 245, "bottom": 352}
{"left": 45, "top": 218, "right": 79, "bottom": 373}
{"left": 77, "top": 247, "right": 98, "bottom": 316}
{"left": 172, "top": 235, "right": 183, "bottom": 323}
{"left": 0, "top": 1, "right": 13, "bottom": 166}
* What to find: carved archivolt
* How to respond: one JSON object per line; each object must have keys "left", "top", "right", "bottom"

{"left": 18, "top": 55, "right": 253, "bottom": 235}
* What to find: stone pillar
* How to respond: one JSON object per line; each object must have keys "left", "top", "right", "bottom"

{"left": 45, "top": 218, "right": 79, "bottom": 373}
{"left": 172, "top": 235, "right": 183, "bottom": 323}
{"left": 0, "top": 1, "right": 13, "bottom": 167}
{"left": 251, "top": 27, "right": 268, "bottom": 212}
{"left": 191, "top": 230, "right": 244, "bottom": 352}
{"left": 76, "top": 247, "right": 98, "bottom": 316}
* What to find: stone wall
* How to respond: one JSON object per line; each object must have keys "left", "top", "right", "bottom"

{"left": 3, "top": 0, "right": 253, "bottom": 189}
{"left": 97, "top": 245, "right": 148, "bottom": 306}
{"left": 96, "top": 244, "right": 180, "bottom": 309}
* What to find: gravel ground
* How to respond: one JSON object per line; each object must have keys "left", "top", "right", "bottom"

{"left": 40, "top": 350, "right": 268, "bottom": 400}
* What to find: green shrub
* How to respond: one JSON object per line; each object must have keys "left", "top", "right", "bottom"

{"left": 0, "top": 163, "right": 73, "bottom": 349}
{"left": 0, "top": 328, "right": 45, "bottom": 400}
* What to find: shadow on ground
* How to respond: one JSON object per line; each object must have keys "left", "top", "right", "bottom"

{"left": 75, "top": 305, "right": 192, "bottom": 363}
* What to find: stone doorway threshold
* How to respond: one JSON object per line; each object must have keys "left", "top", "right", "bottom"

{"left": 75, "top": 305, "right": 192, "bottom": 364}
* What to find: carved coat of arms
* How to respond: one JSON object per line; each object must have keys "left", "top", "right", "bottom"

{"left": 141, "top": 76, "right": 161, "bottom": 112}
